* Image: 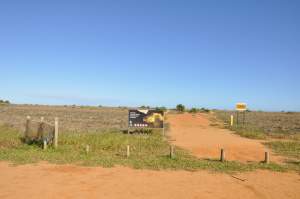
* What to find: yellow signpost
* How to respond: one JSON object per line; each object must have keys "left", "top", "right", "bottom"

{"left": 236, "top": 103, "right": 247, "bottom": 111}
{"left": 235, "top": 103, "right": 247, "bottom": 125}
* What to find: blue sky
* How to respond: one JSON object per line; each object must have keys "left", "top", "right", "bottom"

{"left": 0, "top": 0, "right": 299, "bottom": 111}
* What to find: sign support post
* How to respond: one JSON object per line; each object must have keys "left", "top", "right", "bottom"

{"left": 235, "top": 103, "right": 247, "bottom": 126}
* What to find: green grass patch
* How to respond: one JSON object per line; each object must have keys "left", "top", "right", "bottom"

{"left": 0, "top": 125, "right": 292, "bottom": 173}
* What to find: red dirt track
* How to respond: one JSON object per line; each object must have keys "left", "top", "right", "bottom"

{"left": 0, "top": 162, "right": 299, "bottom": 199}
{"left": 167, "top": 113, "right": 281, "bottom": 163}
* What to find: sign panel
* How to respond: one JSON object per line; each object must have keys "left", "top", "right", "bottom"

{"left": 236, "top": 103, "right": 247, "bottom": 111}
{"left": 128, "top": 109, "right": 164, "bottom": 128}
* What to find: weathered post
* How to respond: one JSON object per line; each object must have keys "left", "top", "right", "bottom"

{"left": 54, "top": 117, "right": 59, "bottom": 148}
{"left": 230, "top": 115, "right": 234, "bottom": 127}
{"left": 264, "top": 151, "right": 270, "bottom": 164}
{"left": 86, "top": 145, "right": 90, "bottom": 154}
{"left": 25, "top": 116, "right": 31, "bottom": 142}
{"left": 43, "top": 140, "right": 47, "bottom": 150}
{"left": 38, "top": 117, "right": 45, "bottom": 140}
{"left": 170, "top": 145, "right": 175, "bottom": 159}
{"left": 220, "top": 148, "right": 225, "bottom": 162}
{"left": 126, "top": 145, "right": 130, "bottom": 158}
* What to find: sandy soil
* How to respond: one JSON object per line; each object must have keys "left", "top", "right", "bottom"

{"left": 167, "top": 113, "right": 282, "bottom": 163}
{"left": 0, "top": 162, "right": 299, "bottom": 199}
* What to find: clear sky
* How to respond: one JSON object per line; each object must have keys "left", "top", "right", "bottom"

{"left": 0, "top": 0, "right": 299, "bottom": 111}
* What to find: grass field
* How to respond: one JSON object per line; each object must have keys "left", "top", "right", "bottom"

{"left": 0, "top": 104, "right": 128, "bottom": 132}
{"left": 0, "top": 124, "right": 289, "bottom": 173}
{"left": 215, "top": 110, "right": 300, "bottom": 140}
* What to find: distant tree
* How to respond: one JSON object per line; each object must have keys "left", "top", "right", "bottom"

{"left": 0, "top": 99, "right": 10, "bottom": 104}
{"left": 140, "top": 105, "right": 150, "bottom": 109}
{"left": 176, "top": 104, "right": 185, "bottom": 112}
{"left": 199, "top": 108, "right": 210, "bottom": 113}
{"left": 155, "top": 106, "right": 167, "bottom": 112}
{"left": 189, "top": 108, "right": 198, "bottom": 113}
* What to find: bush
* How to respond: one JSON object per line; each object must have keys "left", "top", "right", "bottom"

{"left": 189, "top": 108, "right": 198, "bottom": 113}
{"left": 199, "top": 108, "right": 210, "bottom": 113}
{"left": 0, "top": 99, "right": 10, "bottom": 104}
{"left": 155, "top": 107, "right": 167, "bottom": 112}
{"left": 140, "top": 105, "right": 150, "bottom": 109}
{"left": 176, "top": 104, "right": 185, "bottom": 112}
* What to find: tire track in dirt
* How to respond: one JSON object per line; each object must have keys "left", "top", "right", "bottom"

{"left": 167, "top": 113, "right": 282, "bottom": 163}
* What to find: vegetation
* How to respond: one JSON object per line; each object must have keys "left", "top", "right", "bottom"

{"left": 0, "top": 104, "right": 128, "bottom": 132}
{"left": 215, "top": 110, "right": 300, "bottom": 140}
{"left": 189, "top": 108, "right": 198, "bottom": 113}
{"left": 266, "top": 141, "right": 300, "bottom": 159}
{"left": 189, "top": 107, "right": 210, "bottom": 113}
{"left": 155, "top": 106, "right": 167, "bottom": 112}
{"left": 140, "top": 105, "right": 151, "bottom": 109}
{"left": 0, "top": 99, "right": 10, "bottom": 104}
{"left": 0, "top": 124, "right": 289, "bottom": 172}
{"left": 176, "top": 104, "right": 185, "bottom": 112}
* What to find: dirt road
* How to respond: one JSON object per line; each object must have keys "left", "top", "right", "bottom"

{"left": 167, "top": 113, "right": 280, "bottom": 163}
{"left": 0, "top": 162, "right": 299, "bottom": 199}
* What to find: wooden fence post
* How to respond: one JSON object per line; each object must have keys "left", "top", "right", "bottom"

{"left": 264, "top": 152, "right": 270, "bottom": 164}
{"left": 220, "top": 148, "right": 225, "bottom": 162}
{"left": 230, "top": 115, "right": 234, "bottom": 127}
{"left": 25, "top": 116, "right": 31, "bottom": 141}
{"left": 126, "top": 145, "right": 130, "bottom": 158}
{"left": 170, "top": 145, "right": 175, "bottom": 159}
{"left": 54, "top": 117, "right": 59, "bottom": 148}
{"left": 86, "top": 145, "right": 90, "bottom": 154}
{"left": 43, "top": 140, "right": 47, "bottom": 150}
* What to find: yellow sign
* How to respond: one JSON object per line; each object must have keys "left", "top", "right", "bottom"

{"left": 236, "top": 103, "right": 247, "bottom": 111}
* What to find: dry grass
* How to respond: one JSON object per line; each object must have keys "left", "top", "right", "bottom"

{"left": 0, "top": 104, "right": 128, "bottom": 133}
{"left": 215, "top": 111, "right": 300, "bottom": 140}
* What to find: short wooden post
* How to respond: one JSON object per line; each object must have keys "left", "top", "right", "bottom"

{"left": 126, "top": 145, "right": 130, "bottom": 158}
{"left": 230, "top": 115, "right": 234, "bottom": 126}
{"left": 170, "top": 145, "right": 175, "bottom": 159}
{"left": 86, "top": 145, "right": 90, "bottom": 154}
{"left": 54, "top": 117, "right": 59, "bottom": 148}
{"left": 264, "top": 151, "right": 270, "bottom": 164}
{"left": 43, "top": 140, "right": 47, "bottom": 150}
{"left": 220, "top": 148, "right": 225, "bottom": 162}
{"left": 25, "top": 116, "right": 31, "bottom": 139}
